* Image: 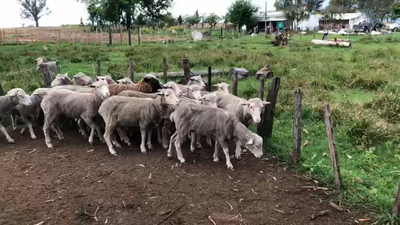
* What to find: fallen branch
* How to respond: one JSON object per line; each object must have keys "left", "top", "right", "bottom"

{"left": 28, "top": 149, "right": 37, "bottom": 154}
{"left": 310, "top": 210, "right": 329, "bottom": 220}
{"left": 208, "top": 216, "right": 217, "bottom": 225}
{"left": 329, "top": 201, "right": 345, "bottom": 212}
{"left": 157, "top": 204, "right": 184, "bottom": 225}
{"left": 302, "top": 186, "right": 329, "bottom": 191}
{"left": 267, "top": 173, "right": 277, "bottom": 181}
{"left": 94, "top": 205, "right": 100, "bottom": 222}
{"left": 33, "top": 222, "right": 44, "bottom": 225}
{"left": 274, "top": 208, "right": 285, "bottom": 214}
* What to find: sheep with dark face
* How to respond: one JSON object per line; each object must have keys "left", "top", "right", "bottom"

{"left": 0, "top": 88, "right": 32, "bottom": 143}
{"left": 99, "top": 89, "right": 179, "bottom": 156}
{"left": 51, "top": 73, "right": 72, "bottom": 87}
{"left": 73, "top": 72, "right": 93, "bottom": 86}
{"left": 41, "top": 81, "right": 110, "bottom": 148}
{"left": 108, "top": 74, "right": 162, "bottom": 96}
{"left": 169, "top": 104, "right": 264, "bottom": 170}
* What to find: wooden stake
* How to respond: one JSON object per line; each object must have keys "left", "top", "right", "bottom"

{"left": 207, "top": 66, "right": 212, "bottom": 92}
{"left": 262, "top": 77, "right": 281, "bottom": 138}
{"left": 97, "top": 60, "right": 101, "bottom": 76}
{"left": 128, "top": 28, "right": 132, "bottom": 46}
{"left": 138, "top": 26, "right": 141, "bottom": 45}
{"left": 68, "top": 30, "right": 71, "bottom": 43}
{"left": 89, "top": 28, "right": 91, "bottom": 46}
{"left": 182, "top": 59, "right": 190, "bottom": 85}
{"left": 96, "top": 28, "right": 98, "bottom": 44}
{"left": 16, "top": 29, "right": 19, "bottom": 46}
{"left": 324, "top": 102, "right": 341, "bottom": 190}
{"left": 39, "top": 64, "right": 53, "bottom": 88}
{"left": 393, "top": 181, "right": 400, "bottom": 216}
{"left": 163, "top": 58, "right": 168, "bottom": 84}
{"left": 130, "top": 60, "right": 135, "bottom": 82}
{"left": 0, "top": 80, "right": 4, "bottom": 96}
{"left": 58, "top": 30, "right": 61, "bottom": 46}
{"left": 293, "top": 89, "right": 303, "bottom": 164}
{"left": 1, "top": 29, "right": 3, "bottom": 47}
{"left": 4, "top": 29, "right": 7, "bottom": 46}
{"left": 232, "top": 71, "right": 238, "bottom": 96}
{"left": 109, "top": 28, "right": 112, "bottom": 45}
{"left": 73, "top": 30, "right": 75, "bottom": 47}
{"left": 81, "top": 29, "right": 83, "bottom": 43}
{"left": 256, "top": 73, "right": 266, "bottom": 136}
{"left": 100, "top": 28, "right": 103, "bottom": 45}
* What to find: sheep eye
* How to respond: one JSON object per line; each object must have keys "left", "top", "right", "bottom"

{"left": 166, "top": 95, "right": 169, "bottom": 97}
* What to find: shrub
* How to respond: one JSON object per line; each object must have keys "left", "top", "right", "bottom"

{"left": 70, "top": 56, "right": 83, "bottom": 63}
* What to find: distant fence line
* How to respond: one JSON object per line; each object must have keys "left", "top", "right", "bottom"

{"left": 0, "top": 27, "right": 192, "bottom": 46}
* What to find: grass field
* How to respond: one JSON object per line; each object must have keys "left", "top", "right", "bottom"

{"left": 1, "top": 32, "right": 400, "bottom": 222}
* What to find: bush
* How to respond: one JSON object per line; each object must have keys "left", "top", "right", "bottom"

{"left": 70, "top": 56, "right": 83, "bottom": 63}
{"left": 366, "top": 92, "right": 400, "bottom": 123}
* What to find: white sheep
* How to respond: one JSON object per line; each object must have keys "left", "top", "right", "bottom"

{"left": 117, "top": 77, "right": 134, "bottom": 84}
{"left": 51, "top": 73, "right": 72, "bottom": 87}
{"left": 0, "top": 88, "right": 32, "bottom": 143}
{"left": 73, "top": 72, "right": 93, "bottom": 86}
{"left": 41, "top": 80, "right": 110, "bottom": 148}
{"left": 97, "top": 75, "right": 116, "bottom": 84}
{"left": 99, "top": 89, "right": 179, "bottom": 156}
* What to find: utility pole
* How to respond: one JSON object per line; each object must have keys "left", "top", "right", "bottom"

{"left": 265, "top": 2, "right": 267, "bottom": 38}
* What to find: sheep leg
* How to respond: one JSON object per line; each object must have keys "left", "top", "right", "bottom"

{"left": 235, "top": 140, "right": 242, "bottom": 160}
{"left": 157, "top": 127, "right": 162, "bottom": 144}
{"left": 206, "top": 136, "right": 213, "bottom": 147}
{"left": 76, "top": 119, "right": 87, "bottom": 137}
{"left": 147, "top": 129, "right": 153, "bottom": 150}
{"left": 167, "top": 132, "right": 177, "bottom": 158}
{"left": 104, "top": 124, "right": 117, "bottom": 156}
{"left": 219, "top": 138, "right": 234, "bottom": 171}
{"left": 43, "top": 116, "right": 53, "bottom": 148}
{"left": 10, "top": 115, "right": 17, "bottom": 131}
{"left": 21, "top": 125, "right": 26, "bottom": 135}
{"left": 174, "top": 134, "right": 186, "bottom": 163}
{"left": 162, "top": 124, "right": 170, "bottom": 149}
{"left": 213, "top": 140, "right": 219, "bottom": 162}
{"left": 196, "top": 135, "right": 203, "bottom": 149}
{"left": 51, "top": 125, "right": 64, "bottom": 140}
{"left": 139, "top": 127, "right": 147, "bottom": 153}
{"left": 117, "top": 128, "right": 131, "bottom": 146}
{"left": 111, "top": 133, "right": 121, "bottom": 148}
{"left": 0, "top": 123, "right": 14, "bottom": 144}
{"left": 190, "top": 132, "right": 196, "bottom": 153}
{"left": 82, "top": 116, "right": 104, "bottom": 145}
{"left": 23, "top": 119, "right": 36, "bottom": 140}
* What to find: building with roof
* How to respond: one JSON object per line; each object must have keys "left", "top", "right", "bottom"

{"left": 257, "top": 11, "right": 291, "bottom": 33}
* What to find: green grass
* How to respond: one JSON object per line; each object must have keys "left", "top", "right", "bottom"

{"left": 2, "top": 33, "right": 400, "bottom": 223}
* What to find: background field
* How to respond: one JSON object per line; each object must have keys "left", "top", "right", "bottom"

{"left": 1, "top": 32, "right": 400, "bottom": 222}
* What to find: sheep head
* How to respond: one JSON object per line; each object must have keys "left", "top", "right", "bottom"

{"left": 163, "top": 81, "right": 183, "bottom": 97}
{"left": 202, "top": 93, "right": 218, "bottom": 108}
{"left": 97, "top": 75, "right": 116, "bottom": 84}
{"left": 73, "top": 72, "right": 93, "bottom": 86}
{"left": 241, "top": 98, "right": 270, "bottom": 124}
{"left": 7, "top": 88, "right": 31, "bottom": 106}
{"left": 157, "top": 89, "right": 180, "bottom": 105}
{"left": 189, "top": 84, "right": 202, "bottom": 100}
{"left": 138, "top": 74, "right": 162, "bottom": 93}
{"left": 188, "top": 75, "right": 206, "bottom": 89}
{"left": 213, "top": 82, "right": 230, "bottom": 93}
{"left": 89, "top": 80, "right": 110, "bottom": 100}
{"left": 117, "top": 77, "right": 134, "bottom": 84}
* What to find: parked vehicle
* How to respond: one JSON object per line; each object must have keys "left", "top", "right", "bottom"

{"left": 353, "top": 21, "right": 383, "bottom": 33}
{"left": 385, "top": 22, "right": 400, "bottom": 32}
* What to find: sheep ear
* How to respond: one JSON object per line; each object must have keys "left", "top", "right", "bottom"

{"left": 246, "top": 139, "right": 254, "bottom": 145}
{"left": 212, "top": 84, "right": 220, "bottom": 87}
{"left": 262, "top": 101, "right": 271, "bottom": 105}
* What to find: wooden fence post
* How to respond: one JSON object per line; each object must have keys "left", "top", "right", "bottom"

{"left": 120, "top": 28, "right": 123, "bottom": 45}
{"left": 393, "top": 181, "right": 400, "bottom": 216}
{"left": 256, "top": 74, "right": 266, "bottom": 135}
{"left": 39, "top": 64, "right": 53, "bottom": 88}
{"left": 221, "top": 27, "right": 223, "bottom": 40}
{"left": 207, "top": 66, "right": 212, "bottom": 92}
{"left": 232, "top": 71, "right": 239, "bottom": 96}
{"left": 0, "top": 29, "right": 3, "bottom": 47}
{"left": 324, "top": 102, "right": 342, "bottom": 190}
{"left": 293, "top": 89, "right": 303, "bottom": 164}
{"left": 58, "top": 30, "right": 61, "bottom": 46}
{"left": 262, "top": 77, "right": 281, "bottom": 138}
{"left": 182, "top": 59, "right": 190, "bottom": 85}
{"left": 128, "top": 28, "right": 132, "bottom": 46}
{"left": 129, "top": 60, "right": 134, "bottom": 82}
{"left": 30, "top": 30, "right": 33, "bottom": 46}
{"left": 89, "top": 29, "right": 91, "bottom": 46}
{"left": 109, "top": 28, "right": 112, "bottom": 45}
{"left": 0, "top": 80, "right": 4, "bottom": 96}
{"left": 97, "top": 60, "right": 101, "bottom": 76}
{"left": 163, "top": 58, "right": 168, "bottom": 84}
{"left": 81, "top": 29, "right": 83, "bottom": 43}
{"left": 138, "top": 26, "right": 141, "bottom": 46}
{"left": 16, "top": 29, "right": 19, "bottom": 46}
{"left": 3, "top": 29, "right": 6, "bottom": 46}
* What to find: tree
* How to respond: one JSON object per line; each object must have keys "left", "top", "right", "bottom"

{"left": 16, "top": 0, "right": 51, "bottom": 27}
{"left": 162, "top": 12, "right": 175, "bottom": 27}
{"left": 186, "top": 15, "right": 197, "bottom": 28}
{"left": 358, "top": 0, "right": 395, "bottom": 26}
{"left": 390, "top": 0, "right": 400, "bottom": 20}
{"left": 226, "top": 0, "right": 258, "bottom": 29}
{"left": 205, "top": 13, "right": 220, "bottom": 29}
{"left": 275, "top": 0, "right": 323, "bottom": 29}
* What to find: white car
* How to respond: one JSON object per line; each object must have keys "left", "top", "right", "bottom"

{"left": 385, "top": 22, "right": 400, "bottom": 32}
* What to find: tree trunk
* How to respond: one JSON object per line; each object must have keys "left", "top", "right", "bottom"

{"left": 35, "top": 19, "right": 39, "bottom": 27}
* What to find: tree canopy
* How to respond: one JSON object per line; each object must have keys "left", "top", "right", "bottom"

{"left": 16, "top": 0, "right": 51, "bottom": 27}
{"left": 275, "top": 0, "right": 323, "bottom": 28}
{"left": 358, "top": 0, "right": 395, "bottom": 24}
{"left": 226, "top": 0, "right": 258, "bottom": 28}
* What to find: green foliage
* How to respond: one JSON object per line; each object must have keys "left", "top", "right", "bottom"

{"left": 226, "top": 0, "right": 258, "bottom": 28}
{"left": 275, "top": 0, "right": 323, "bottom": 27}
{"left": 204, "top": 13, "right": 221, "bottom": 29}
{"left": 17, "top": 0, "right": 51, "bottom": 27}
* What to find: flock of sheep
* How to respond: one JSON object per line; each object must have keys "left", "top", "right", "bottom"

{"left": 0, "top": 64, "right": 270, "bottom": 170}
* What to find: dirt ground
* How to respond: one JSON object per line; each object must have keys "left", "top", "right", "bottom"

{"left": 0, "top": 128, "right": 368, "bottom": 225}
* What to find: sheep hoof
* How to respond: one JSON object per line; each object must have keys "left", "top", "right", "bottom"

{"left": 197, "top": 143, "right": 203, "bottom": 149}
{"left": 213, "top": 158, "right": 219, "bottom": 163}
{"left": 167, "top": 154, "right": 173, "bottom": 158}
{"left": 227, "top": 165, "right": 234, "bottom": 171}
{"left": 89, "top": 141, "right": 93, "bottom": 146}
{"left": 179, "top": 159, "right": 186, "bottom": 164}
{"left": 236, "top": 155, "right": 242, "bottom": 160}
{"left": 31, "top": 136, "right": 37, "bottom": 140}
{"left": 163, "top": 144, "right": 169, "bottom": 149}
{"left": 8, "top": 139, "right": 15, "bottom": 144}
{"left": 147, "top": 145, "right": 153, "bottom": 150}
{"left": 46, "top": 143, "right": 53, "bottom": 149}
{"left": 141, "top": 148, "right": 147, "bottom": 154}
{"left": 111, "top": 152, "right": 118, "bottom": 157}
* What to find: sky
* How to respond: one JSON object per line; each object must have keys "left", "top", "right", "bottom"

{"left": 0, "top": 0, "right": 328, "bottom": 28}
